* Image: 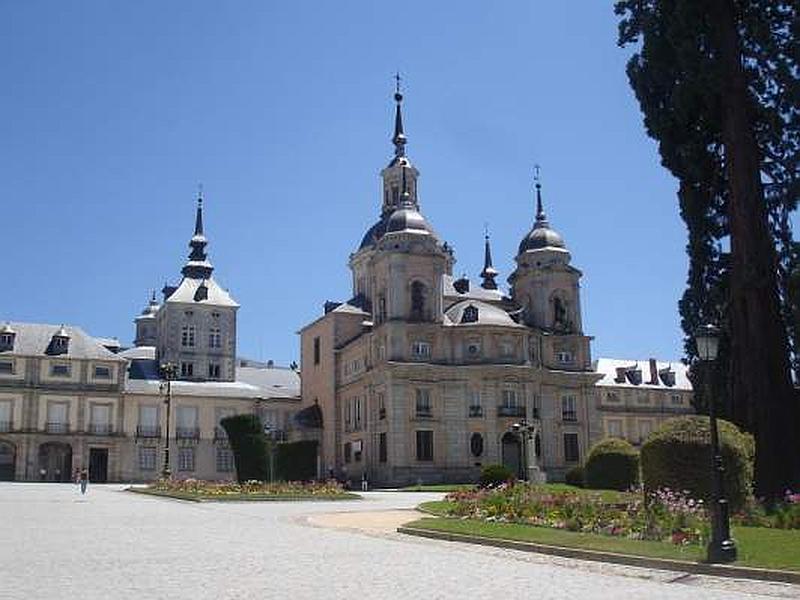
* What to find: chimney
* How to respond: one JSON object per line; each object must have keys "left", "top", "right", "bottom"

{"left": 649, "top": 358, "right": 659, "bottom": 385}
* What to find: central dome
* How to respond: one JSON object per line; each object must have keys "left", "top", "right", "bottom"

{"left": 386, "top": 205, "right": 432, "bottom": 234}
{"left": 518, "top": 222, "right": 566, "bottom": 254}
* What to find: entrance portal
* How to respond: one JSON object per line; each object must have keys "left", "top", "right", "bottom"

{"left": 501, "top": 432, "right": 522, "bottom": 479}
{"left": 89, "top": 448, "right": 109, "bottom": 483}
{"left": 0, "top": 441, "right": 15, "bottom": 481}
{"left": 38, "top": 442, "right": 72, "bottom": 482}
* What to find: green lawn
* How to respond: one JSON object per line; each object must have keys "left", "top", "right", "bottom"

{"left": 128, "top": 487, "right": 361, "bottom": 502}
{"left": 406, "top": 512, "right": 800, "bottom": 572}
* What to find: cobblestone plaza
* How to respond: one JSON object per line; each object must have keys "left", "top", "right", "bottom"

{"left": 1, "top": 484, "right": 796, "bottom": 599}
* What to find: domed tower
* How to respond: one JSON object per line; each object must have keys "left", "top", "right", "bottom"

{"left": 349, "top": 81, "right": 453, "bottom": 325}
{"left": 509, "top": 173, "right": 583, "bottom": 335}
{"left": 134, "top": 291, "right": 160, "bottom": 347}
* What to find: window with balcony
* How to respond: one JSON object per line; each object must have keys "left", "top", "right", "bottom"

{"left": 178, "top": 447, "right": 195, "bottom": 471}
{"left": 415, "top": 388, "right": 432, "bottom": 418}
{"left": 498, "top": 389, "right": 524, "bottom": 417}
{"left": 411, "top": 341, "right": 431, "bottom": 360}
{"left": 416, "top": 430, "right": 434, "bottom": 461}
{"left": 561, "top": 395, "right": 577, "bottom": 421}
{"left": 208, "top": 363, "right": 221, "bottom": 379}
{"left": 46, "top": 402, "right": 69, "bottom": 433}
{"left": 216, "top": 447, "right": 234, "bottom": 472}
{"left": 0, "top": 400, "right": 11, "bottom": 432}
{"left": 180, "top": 362, "right": 194, "bottom": 378}
{"left": 0, "top": 360, "right": 14, "bottom": 375}
{"left": 89, "top": 404, "right": 112, "bottom": 435}
{"left": 137, "top": 405, "right": 160, "bottom": 438}
{"left": 50, "top": 363, "right": 71, "bottom": 377}
{"left": 138, "top": 447, "right": 157, "bottom": 471}
{"left": 176, "top": 406, "right": 199, "bottom": 439}
{"left": 564, "top": 432, "right": 580, "bottom": 463}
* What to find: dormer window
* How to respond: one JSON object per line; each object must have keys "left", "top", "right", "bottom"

{"left": 461, "top": 305, "right": 479, "bottom": 324}
{"left": 659, "top": 368, "right": 676, "bottom": 387}
{"left": 48, "top": 327, "right": 70, "bottom": 355}
{"left": 625, "top": 367, "right": 643, "bottom": 385}
{"left": 0, "top": 325, "right": 15, "bottom": 351}
{"left": 614, "top": 367, "right": 627, "bottom": 383}
{"left": 194, "top": 283, "right": 208, "bottom": 302}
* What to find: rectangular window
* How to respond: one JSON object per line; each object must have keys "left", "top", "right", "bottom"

{"left": 313, "top": 337, "right": 320, "bottom": 365}
{"left": 50, "top": 363, "right": 71, "bottom": 377}
{"left": 502, "top": 389, "right": 518, "bottom": 407}
{"left": 354, "top": 397, "right": 363, "bottom": 430}
{"left": 178, "top": 447, "right": 195, "bottom": 472}
{"left": 46, "top": 402, "right": 69, "bottom": 433}
{"left": 89, "top": 404, "right": 111, "bottom": 434}
{"left": 138, "top": 447, "right": 157, "bottom": 471}
{"left": 209, "top": 328, "right": 221, "bottom": 348}
{"left": 137, "top": 405, "right": 159, "bottom": 437}
{"left": 377, "top": 392, "right": 386, "bottom": 420}
{"left": 411, "top": 341, "right": 431, "bottom": 359}
{"left": 180, "top": 362, "right": 194, "bottom": 377}
{"left": 416, "top": 430, "right": 434, "bottom": 461}
{"left": 607, "top": 419, "right": 623, "bottom": 438}
{"left": 561, "top": 395, "right": 577, "bottom": 421}
{"left": 176, "top": 406, "right": 199, "bottom": 438}
{"left": 93, "top": 365, "right": 111, "bottom": 379}
{"left": 564, "top": 432, "right": 580, "bottom": 463}
{"left": 379, "top": 432, "right": 387, "bottom": 463}
{"left": 0, "top": 400, "right": 12, "bottom": 431}
{"left": 556, "top": 351, "right": 574, "bottom": 364}
{"left": 0, "top": 360, "right": 14, "bottom": 375}
{"left": 353, "top": 439, "right": 363, "bottom": 462}
{"left": 216, "top": 447, "right": 234, "bottom": 472}
{"left": 468, "top": 388, "right": 482, "bottom": 417}
{"left": 208, "top": 363, "right": 220, "bottom": 379}
{"left": 415, "top": 388, "right": 432, "bottom": 417}
{"left": 638, "top": 420, "right": 654, "bottom": 442}
{"left": 344, "top": 442, "right": 352, "bottom": 463}
{"left": 181, "top": 325, "right": 195, "bottom": 348}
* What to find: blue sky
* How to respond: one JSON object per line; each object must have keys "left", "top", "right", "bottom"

{"left": 1, "top": 2, "right": 688, "bottom": 366}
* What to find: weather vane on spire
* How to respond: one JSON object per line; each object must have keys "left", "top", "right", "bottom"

{"left": 197, "top": 183, "right": 204, "bottom": 203}
{"left": 394, "top": 72, "right": 402, "bottom": 98}
{"left": 534, "top": 164, "right": 541, "bottom": 187}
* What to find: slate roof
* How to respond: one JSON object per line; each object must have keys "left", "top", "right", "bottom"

{"left": 165, "top": 277, "right": 239, "bottom": 308}
{"left": 594, "top": 357, "right": 692, "bottom": 391}
{"left": 0, "top": 322, "right": 126, "bottom": 361}
{"left": 444, "top": 300, "right": 523, "bottom": 328}
{"left": 442, "top": 274, "right": 506, "bottom": 303}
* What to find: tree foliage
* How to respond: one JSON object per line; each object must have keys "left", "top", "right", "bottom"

{"left": 615, "top": 0, "right": 799, "bottom": 498}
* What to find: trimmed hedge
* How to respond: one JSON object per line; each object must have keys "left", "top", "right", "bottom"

{"left": 641, "top": 415, "right": 755, "bottom": 511}
{"left": 221, "top": 414, "right": 268, "bottom": 483}
{"left": 584, "top": 438, "right": 640, "bottom": 491}
{"left": 276, "top": 440, "right": 319, "bottom": 481}
{"left": 479, "top": 464, "right": 514, "bottom": 487}
{"left": 565, "top": 465, "right": 585, "bottom": 488}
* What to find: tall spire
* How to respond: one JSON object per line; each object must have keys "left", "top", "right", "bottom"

{"left": 480, "top": 226, "right": 499, "bottom": 290}
{"left": 182, "top": 189, "right": 214, "bottom": 279}
{"left": 392, "top": 72, "right": 407, "bottom": 159}
{"left": 533, "top": 164, "right": 548, "bottom": 227}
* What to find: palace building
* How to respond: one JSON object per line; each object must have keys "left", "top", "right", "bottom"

{"left": 300, "top": 89, "right": 610, "bottom": 486}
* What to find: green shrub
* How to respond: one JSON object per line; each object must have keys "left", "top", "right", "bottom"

{"left": 565, "top": 465, "right": 585, "bottom": 488}
{"left": 584, "top": 438, "right": 640, "bottom": 491}
{"left": 276, "top": 440, "right": 319, "bottom": 481}
{"left": 479, "top": 464, "right": 514, "bottom": 487}
{"left": 641, "top": 415, "right": 754, "bottom": 511}
{"left": 221, "top": 414, "right": 268, "bottom": 483}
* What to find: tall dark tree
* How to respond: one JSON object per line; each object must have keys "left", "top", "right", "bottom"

{"left": 615, "top": 0, "right": 799, "bottom": 498}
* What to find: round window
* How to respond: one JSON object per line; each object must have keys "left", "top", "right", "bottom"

{"left": 470, "top": 432, "right": 484, "bottom": 457}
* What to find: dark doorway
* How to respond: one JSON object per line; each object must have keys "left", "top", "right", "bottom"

{"left": 38, "top": 442, "right": 72, "bottom": 482}
{"left": 89, "top": 448, "right": 109, "bottom": 483}
{"left": 501, "top": 432, "right": 522, "bottom": 479}
{"left": 0, "top": 441, "right": 15, "bottom": 481}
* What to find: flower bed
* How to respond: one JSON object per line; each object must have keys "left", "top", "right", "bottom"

{"left": 443, "top": 483, "right": 708, "bottom": 546}
{"left": 136, "top": 478, "right": 358, "bottom": 500}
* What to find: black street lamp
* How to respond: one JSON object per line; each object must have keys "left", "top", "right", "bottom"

{"left": 695, "top": 323, "right": 737, "bottom": 563}
{"left": 159, "top": 362, "right": 177, "bottom": 480}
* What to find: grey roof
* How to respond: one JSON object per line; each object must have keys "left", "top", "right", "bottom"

{"left": 0, "top": 322, "right": 126, "bottom": 361}
{"left": 119, "top": 346, "right": 156, "bottom": 360}
{"left": 444, "top": 300, "right": 523, "bottom": 328}
{"left": 593, "top": 357, "right": 692, "bottom": 391}
{"left": 443, "top": 274, "right": 506, "bottom": 303}
{"left": 165, "top": 276, "right": 239, "bottom": 308}
{"left": 236, "top": 366, "right": 300, "bottom": 399}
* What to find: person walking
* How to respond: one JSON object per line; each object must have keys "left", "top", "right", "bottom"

{"left": 79, "top": 468, "right": 89, "bottom": 495}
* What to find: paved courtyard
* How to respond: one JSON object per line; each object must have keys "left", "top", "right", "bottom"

{"left": 1, "top": 483, "right": 797, "bottom": 600}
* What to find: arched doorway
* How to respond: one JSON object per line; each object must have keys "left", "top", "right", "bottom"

{"left": 501, "top": 432, "right": 522, "bottom": 479}
{"left": 38, "top": 442, "right": 72, "bottom": 482}
{"left": 0, "top": 441, "right": 15, "bottom": 481}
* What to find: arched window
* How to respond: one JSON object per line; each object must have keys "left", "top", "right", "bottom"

{"left": 550, "top": 291, "right": 570, "bottom": 331}
{"left": 410, "top": 281, "right": 427, "bottom": 321}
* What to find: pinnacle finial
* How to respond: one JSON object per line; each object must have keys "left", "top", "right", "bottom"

{"left": 534, "top": 164, "right": 546, "bottom": 222}
{"left": 480, "top": 225, "right": 499, "bottom": 290}
{"left": 194, "top": 189, "right": 204, "bottom": 236}
{"left": 392, "top": 73, "right": 407, "bottom": 157}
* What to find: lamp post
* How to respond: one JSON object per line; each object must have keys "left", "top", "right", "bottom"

{"left": 159, "top": 362, "right": 177, "bottom": 480}
{"left": 263, "top": 423, "right": 276, "bottom": 484}
{"left": 695, "top": 323, "right": 737, "bottom": 563}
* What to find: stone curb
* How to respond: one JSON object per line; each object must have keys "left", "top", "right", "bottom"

{"left": 126, "top": 487, "right": 361, "bottom": 503}
{"left": 397, "top": 526, "right": 800, "bottom": 585}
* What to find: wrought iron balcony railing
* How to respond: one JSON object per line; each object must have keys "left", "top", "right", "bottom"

{"left": 45, "top": 422, "right": 69, "bottom": 434}
{"left": 176, "top": 427, "right": 200, "bottom": 440}
{"left": 562, "top": 410, "right": 578, "bottom": 422}
{"left": 497, "top": 406, "right": 526, "bottom": 417}
{"left": 88, "top": 423, "right": 113, "bottom": 435}
{"left": 468, "top": 406, "right": 483, "bottom": 418}
{"left": 415, "top": 407, "right": 433, "bottom": 418}
{"left": 136, "top": 425, "right": 161, "bottom": 438}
